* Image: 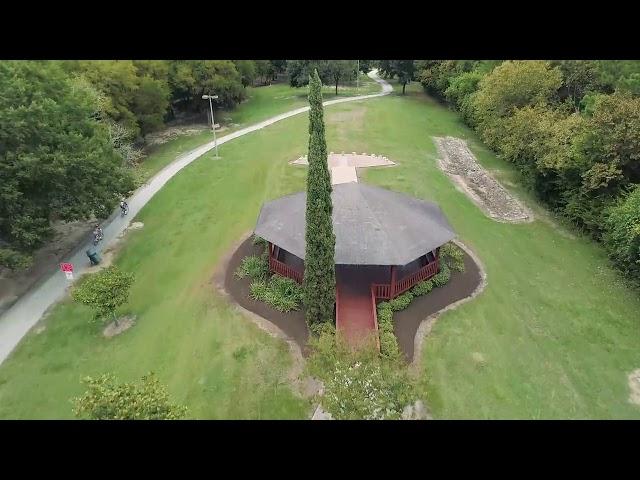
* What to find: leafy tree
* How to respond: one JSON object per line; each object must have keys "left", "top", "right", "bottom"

{"left": 472, "top": 60, "right": 563, "bottom": 122}
{"left": 603, "top": 184, "right": 640, "bottom": 279}
{"left": 358, "top": 60, "right": 373, "bottom": 74}
{"left": 234, "top": 60, "right": 257, "bottom": 87}
{"left": 269, "top": 60, "right": 287, "bottom": 80}
{"left": 72, "top": 266, "right": 135, "bottom": 326}
{"left": 62, "top": 60, "right": 142, "bottom": 136}
{"left": 132, "top": 75, "right": 170, "bottom": 136}
{"left": 303, "top": 70, "right": 336, "bottom": 327}
{"left": 553, "top": 60, "right": 603, "bottom": 111}
{"left": 287, "top": 60, "right": 319, "bottom": 87}
{"left": 168, "top": 60, "right": 244, "bottom": 111}
{"left": 72, "top": 372, "right": 187, "bottom": 420}
{"left": 0, "top": 61, "right": 134, "bottom": 264}
{"left": 255, "top": 60, "right": 274, "bottom": 85}
{"left": 325, "top": 60, "right": 356, "bottom": 95}
{"left": 378, "top": 60, "right": 416, "bottom": 94}
{"left": 576, "top": 92, "right": 640, "bottom": 189}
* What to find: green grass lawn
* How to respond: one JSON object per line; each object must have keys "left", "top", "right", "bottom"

{"left": 1, "top": 81, "right": 639, "bottom": 419}
{"left": 137, "top": 73, "right": 379, "bottom": 181}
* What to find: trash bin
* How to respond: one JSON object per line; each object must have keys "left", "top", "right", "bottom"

{"left": 86, "top": 249, "right": 101, "bottom": 265}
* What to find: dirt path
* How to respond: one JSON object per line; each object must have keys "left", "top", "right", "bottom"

{"left": 0, "top": 70, "right": 392, "bottom": 366}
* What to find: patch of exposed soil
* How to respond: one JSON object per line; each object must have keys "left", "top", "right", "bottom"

{"left": 628, "top": 369, "right": 640, "bottom": 406}
{"left": 434, "top": 136, "right": 532, "bottom": 223}
{"left": 103, "top": 315, "right": 136, "bottom": 338}
{"left": 144, "top": 125, "right": 208, "bottom": 146}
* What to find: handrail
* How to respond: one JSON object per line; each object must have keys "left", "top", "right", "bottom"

{"left": 370, "top": 259, "right": 440, "bottom": 300}
{"left": 370, "top": 285, "right": 380, "bottom": 352}
{"left": 335, "top": 285, "right": 341, "bottom": 331}
{"left": 268, "top": 257, "right": 303, "bottom": 284}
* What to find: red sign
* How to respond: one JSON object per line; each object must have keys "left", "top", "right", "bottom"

{"left": 60, "top": 263, "right": 73, "bottom": 273}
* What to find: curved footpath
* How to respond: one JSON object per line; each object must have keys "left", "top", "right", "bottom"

{"left": 0, "top": 71, "right": 393, "bottom": 365}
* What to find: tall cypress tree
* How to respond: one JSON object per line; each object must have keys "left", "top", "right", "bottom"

{"left": 303, "top": 69, "right": 336, "bottom": 327}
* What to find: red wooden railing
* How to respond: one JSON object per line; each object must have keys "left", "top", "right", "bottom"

{"left": 372, "top": 283, "right": 392, "bottom": 300}
{"left": 394, "top": 259, "right": 439, "bottom": 297}
{"left": 370, "top": 285, "right": 381, "bottom": 352}
{"left": 269, "top": 257, "right": 303, "bottom": 284}
{"left": 370, "top": 259, "right": 440, "bottom": 301}
{"left": 335, "top": 285, "right": 341, "bottom": 330}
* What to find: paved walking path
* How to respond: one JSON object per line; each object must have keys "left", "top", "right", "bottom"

{"left": 0, "top": 71, "right": 392, "bottom": 365}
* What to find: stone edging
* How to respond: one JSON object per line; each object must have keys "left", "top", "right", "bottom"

{"left": 411, "top": 239, "right": 488, "bottom": 369}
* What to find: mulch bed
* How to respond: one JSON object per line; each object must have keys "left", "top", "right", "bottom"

{"left": 392, "top": 250, "right": 482, "bottom": 362}
{"left": 224, "top": 236, "right": 482, "bottom": 362}
{"left": 224, "top": 237, "right": 311, "bottom": 356}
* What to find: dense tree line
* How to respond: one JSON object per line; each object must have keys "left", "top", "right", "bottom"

{"left": 416, "top": 60, "right": 640, "bottom": 283}
{"left": 286, "top": 60, "right": 369, "bottom": 94}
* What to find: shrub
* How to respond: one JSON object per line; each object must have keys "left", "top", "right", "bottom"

{"left": 252, "top": 235, "right": 268, "bottom": 249}
{"left": 376, "top": 305, "right": 393, "bottom": 330}
{"left": 411, "top": 279, "right": 434, "bottom": 297}
{"left": 432, "top": 263, "right": 451, "bottom": 287}
{"left": 234, "top": 255, "right": 268, "bottom": 281}
{"left": 440, "top": 242, "right": 465, "bottom": 272}
{"left": 379, "top": 331, "right": 400, "bottom": 360}
{"left": 72, "top": 372, "right": 187, "bottom": 420}
{"left": 249, "top": 280, "right": 269, "bottom": 301}
{"left": 321, "top": 357, "right": 413, "bottom": 420}
{"left": 603, "top": 185, "right": 640, "bottom": 279}
{"left": 264, "top": 275, "right": 303, "bottom": 312}
{"left": 0, "top": 248, "right": 33, "bottom": 270}
{"left": 388, "top": 292, "right": 413, "bottom": 312}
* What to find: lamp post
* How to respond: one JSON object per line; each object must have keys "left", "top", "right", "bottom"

{"left": 202, "top": 94, "right": 219, "bottom": 157}
{"left": 356, "top": 60, "right": 359, "bottom": 93}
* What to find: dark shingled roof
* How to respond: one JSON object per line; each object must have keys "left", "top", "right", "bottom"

{"left": 254, "top": 183, "right": 456, "bottom": 266}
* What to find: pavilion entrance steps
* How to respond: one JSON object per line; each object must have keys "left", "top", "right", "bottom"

{"left": 335, "top": 265, "right": 389, "bottom": 347}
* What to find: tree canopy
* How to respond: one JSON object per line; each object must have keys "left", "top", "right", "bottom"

{"left": 303, "top": 70, "right": 336, "bottom": 327}
{"left": 73, "top": 372, "right": 187, "bottom": 420}
{"left": 0, "top": 61, "right": 134, "bottom": 265}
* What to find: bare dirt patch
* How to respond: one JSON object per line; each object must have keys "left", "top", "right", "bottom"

{"left": 628, "top": 369, "right": 640, "bottom": 406}
{"left": 103, "top": 315, "right": 136, "bottom": 338}
{"left": 144, "top": 125, "right": 208, "bottom": 146}
{"left": 434, "top": 136, "right": 532, "bottom": 223}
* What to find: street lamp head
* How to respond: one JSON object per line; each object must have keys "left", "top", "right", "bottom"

{"left": 202, "top": 94, "right": 219, "bottom": 100}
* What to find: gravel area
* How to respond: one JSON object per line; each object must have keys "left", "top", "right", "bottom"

{"left": 434, "top": 136, "right": 532, "bottom": 223}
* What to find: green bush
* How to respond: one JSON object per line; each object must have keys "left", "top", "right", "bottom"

{"left": 603, "top": 185, "right": 640, "bottom": 279}
{"left": 440, "top": 242, "right": 465, "bottom": 272}
{"left": 252, "top": 235, "right": 268, "bottom": 249}
{"left": 376, "top": 305, "right": 393, "bottom": 330}
{"left": 432, "top": 263, "right": 451, "bottom": 287}
{"left": 388, "top": 292, "right": 413, "bottom": 312}
{"left": 0, "top": 248, "right": 33, "bottom": 270}
{"left": 234, "top": 255, "right": 268, "bottom": 281}
{"left": 249, "top": 280, "right": 269, "bottom": 301}
{"left": 249, "top": 274, "right": 303, "bottom": 312}
{"left": 411, "top": 279, "right": 434, "bottom": 297}
{"left": 379, "top": 331, "right": 400, "bottom": 360}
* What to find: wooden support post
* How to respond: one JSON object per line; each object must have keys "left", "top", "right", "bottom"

{"left": 390, "top": 265, "right": 397, "bottom": 299}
